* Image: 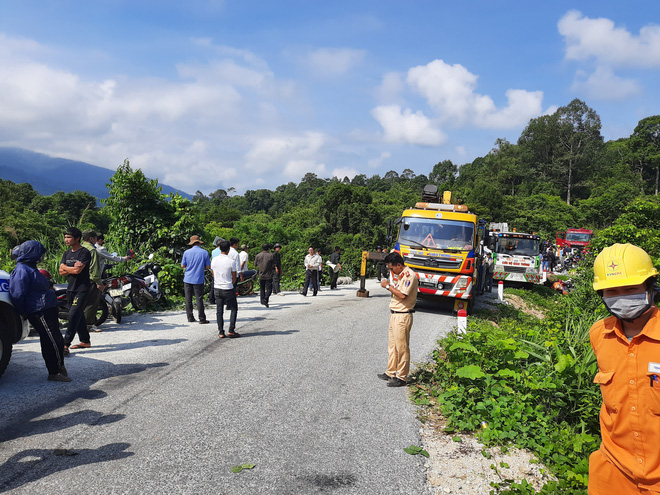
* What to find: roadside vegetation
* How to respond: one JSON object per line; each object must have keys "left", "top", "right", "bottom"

{"left": 411, "top": 207, "right": 660, "bottom": 494}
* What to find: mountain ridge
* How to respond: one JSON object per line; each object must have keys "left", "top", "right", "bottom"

{"left": 0, "top": 147, "right": 190, "bottom": 199}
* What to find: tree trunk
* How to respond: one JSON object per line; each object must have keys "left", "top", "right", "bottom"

{"left": 656, "top": 167, "right": 659, "bottom": 196}
{"left": 566, "top": 161, "right": 572, "bottom": 205}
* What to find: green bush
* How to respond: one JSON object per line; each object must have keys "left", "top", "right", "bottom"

{"left": 412, "top": 271, "right": 608, "bottom": 493}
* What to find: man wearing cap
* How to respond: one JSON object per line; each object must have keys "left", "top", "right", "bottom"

{"left": 181, "top": 235, "right": 211, "bottom": 323}
{"left": 589, "top": 243, "right": 660, "bottom": 494}
{"left": 272, "top": 243, "right": 283, "bottom": 295}
{"left": 211, "top": 236, "right": 225, "bottom": 259}
{"left": 378, "top": 252, "right": 418, "bottom": 387}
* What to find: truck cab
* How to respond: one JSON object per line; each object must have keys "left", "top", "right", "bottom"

{"left": 0, "top": 269, "right": 29, "bottom": 378}
{"left": 557, "top": 228, "right": 593, "bottom": 251}
{"left": 490, "top": 232, "right": 545, "bottom": 284}
{"left": 394, "top": 186, "right": 482, "bottom": 312}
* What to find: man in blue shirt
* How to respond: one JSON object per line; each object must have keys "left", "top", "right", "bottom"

{"left": 181, "top": 235, "right": 211, "bottom": 324}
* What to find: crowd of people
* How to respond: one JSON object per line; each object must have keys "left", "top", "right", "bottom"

{"left": 8, "top": 227, "right": 133, "bottom": 382}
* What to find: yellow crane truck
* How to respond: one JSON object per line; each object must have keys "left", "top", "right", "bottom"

{"left": 390, "top": 185, "right": 483, "bottom": 312}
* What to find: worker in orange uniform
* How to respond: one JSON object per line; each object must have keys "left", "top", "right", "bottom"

{"left": 589, "top": 243, "right": 660, "bottom": 494}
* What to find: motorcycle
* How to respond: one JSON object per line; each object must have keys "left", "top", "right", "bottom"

{"left": 121, "top": 255, "right": 163, "bottom": 310}
{"left": 236, "top": 270, "right": 257, "bottom": 296}
{"left": 55, "top": 283, "right": 109, "bottom": 327}
{"left": 101, "top": 266, "right": 128, "bottom": 324}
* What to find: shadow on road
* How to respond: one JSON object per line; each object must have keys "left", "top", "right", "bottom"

{"left": 0, "top": 361, "right": 168, "bottom": 444}
{"left": 234, "top": 329, "right": 300, "bottom": 338}
{"left": 0, "top": 443, "right": 134, "bottom": 493}
{"left": 69, "top": 338, "right": 187, "bottom": 354}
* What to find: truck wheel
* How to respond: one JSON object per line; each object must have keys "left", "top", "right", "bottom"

{"left": 0, "top": 330, "right": 12, "bottom": 379}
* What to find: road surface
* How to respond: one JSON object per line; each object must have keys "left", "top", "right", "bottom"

{"left": 0, "top": 279, "right": 457, "bottom": 494}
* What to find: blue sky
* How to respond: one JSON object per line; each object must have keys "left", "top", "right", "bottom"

{"left": 0, "top": 1, "right": 659, "bottom": 194}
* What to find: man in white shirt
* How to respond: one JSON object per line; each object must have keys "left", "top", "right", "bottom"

{"left": 210, "top": 240, "right": 239, "bottom": 338}
{"left": 302, "top": 247, "right": 320, "bottom": 296}
{"left": 229, "top": 237, "right": 243, "bottom": 283}
{"left": 239, "top": 244, "right": 249, "bottom": 273}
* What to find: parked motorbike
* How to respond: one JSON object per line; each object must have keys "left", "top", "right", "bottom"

{"left": 236, "top": 270, "right": 257, "bottom": 296}
{"left": 101, "top": 266, "right": 127, "bottom": 324}
{"left": 121, "top": 255, "right": 163, "bottom": 310}
{"left": 54, "top": 283, "right": 109, "bottom": 326}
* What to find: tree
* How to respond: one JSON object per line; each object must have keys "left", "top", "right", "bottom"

{"left": 429, "top": 160, "right": 457, "bottom": 185}
{"left": 553, "top": 99, "right": 603, "bottom": 205}
{"left": 629, "top": 116, "right": 660, "bottom": 195}
{"left": 103, "top": 159, "right": 174, "bottom": 250}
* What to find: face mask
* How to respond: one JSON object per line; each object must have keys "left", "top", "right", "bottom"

{"left": 602, "top": 291, "right": 653, "bottom": 321}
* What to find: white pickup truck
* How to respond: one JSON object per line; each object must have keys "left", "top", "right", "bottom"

{"left": 0, "top": 269, "right": 29, "bottom": 378}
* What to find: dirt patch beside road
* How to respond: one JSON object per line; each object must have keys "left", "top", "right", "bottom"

{"left": 419, "top": 409, "right": 554, "bottom": 494}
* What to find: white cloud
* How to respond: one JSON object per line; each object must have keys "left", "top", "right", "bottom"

{"left": 376, "top": 72, "right": 404, "bottom": 103}
{"left": 558, "top": 10, "right": 660, "bottom": 68}
{"left": 557, "top": 11, "right": 660, "bottom": 101}
{"left": 405, "top": 59, "right": 543, "bottom": 128}
{"left": 371, "top": 105, "right": 446, "bottom": 146}
{"left": 245, "top": 131, "right": 327, "bottom": 180}
{"left": 305, "top": 47, "right": 366, "bottom": 76}
{"left": 368, "top": 151, "right": 391, "bottom": 168}
{"left": 331, "top": 167, "right": 358, "bottom": 180}
{"left": 571, "top": 66, "right": 640, "bottom": 100}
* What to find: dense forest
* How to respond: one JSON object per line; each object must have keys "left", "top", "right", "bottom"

{"left": 2, "top": 98, "right": 660, "bottom": 293}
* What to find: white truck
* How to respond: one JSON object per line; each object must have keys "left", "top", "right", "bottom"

{"left": 490, "top": 232, "right": 546, "bottom": 285}
{"left": 0, "top": 269, "right": 29, "bottom": 378}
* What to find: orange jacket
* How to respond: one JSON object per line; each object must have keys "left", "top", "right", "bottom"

{"left": 590, "top": 306, "right": 660, "bottom": 489}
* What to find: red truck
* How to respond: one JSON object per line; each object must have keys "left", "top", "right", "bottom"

{"left": 556, "top": 228, "right": 593, "bottom": 250}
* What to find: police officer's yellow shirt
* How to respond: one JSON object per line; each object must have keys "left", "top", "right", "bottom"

{"left": 389, "top": 266, "right": 418, "bottom": 312}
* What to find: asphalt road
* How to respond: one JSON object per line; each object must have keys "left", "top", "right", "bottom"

{"left": 0, "top": 279, "right": 457, "bottom": 495}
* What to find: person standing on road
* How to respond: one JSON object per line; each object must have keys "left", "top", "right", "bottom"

{"left": 588, "top": 243, "right": 660, "bottom": 494}
{"left": 228, "top": 238, "right": 242, "bottom": 284}
{"left": 254, "top": 243, "right": 274, "bottom": 307}
{"left": 272, "top": 243, "right": 283, "bottom": 296}
{"left": 59, "top": 227, "right": 92, "bottom": 353}
{"left": 9, "top": 240, "right": 71, "bottom": 382}
{"left": 329, "top": 246, "right": 342, "bottom": 290}
{"left": 239, "top": 244, "right": 249, "bottom": 273}
{"left": 302, "top": 247, "right": 319, "bottom": 296}
{"left": 95, "top": 234, "right": 130, "bottom": 277}
{"left": 81, "top": 230, "right": 104, "bottom": 333}
{"left": 211, "top": 240, "right": 240, "bottom": 339}
{"left": 378, "top": 252, "right": 418, "bottom": 387}
{"left": 484, "top": 252, "right": 494, "bottom": 292}
{"left": 316, "top": 248, "right": 323, "bottom": 291}
{"left": 181, "top": 235, "right": 210, "bottom": 324}
{"left": 376, "top": 246, "right": 388, "bottom": 281}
